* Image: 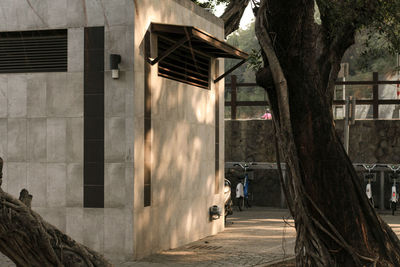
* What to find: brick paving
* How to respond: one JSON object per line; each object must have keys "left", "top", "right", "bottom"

{"left": 113, "top": 208, "right": 296, "bottom": 267}
{"left": 2, "top": 208, "right": 400, "bottom": 266}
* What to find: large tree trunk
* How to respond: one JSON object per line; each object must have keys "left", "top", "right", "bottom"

{"left": 254, "top": 0, "right": 400, "bottom": 266}
{"left": 0, "top": 158, "right": 112, "bottom": 267}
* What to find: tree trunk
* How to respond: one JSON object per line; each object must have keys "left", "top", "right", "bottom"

{"left": 0, "top": 158, "right": 112, "bottom": 267}
{"left": 254, "top": 0, "right": 400, "bottom": 266}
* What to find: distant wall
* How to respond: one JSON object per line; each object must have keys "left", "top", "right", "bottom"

{"left": 335, "top": 120, "right": 400, "bottom": 163}
{"left": 225, "top": 119, "right": 400, "bottom": 163}
{"left": 225, "top": 119, "right": 400, "bottom": 207}
{"left": 225, "top": 120, "right": 276, "bottom": 163}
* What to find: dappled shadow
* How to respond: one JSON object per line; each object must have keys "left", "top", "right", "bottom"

{"left": 133, "top": 0, "right": 226, "bottom": 257}
{"left": 137, "top": 208, "right": 296, "bottom": 266}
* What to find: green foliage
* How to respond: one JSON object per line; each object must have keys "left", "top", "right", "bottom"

{"left": 342, "top": 30, "right": 397, "bottom": 77}
{"left": 191, "top": 1, "right": 266, "bottom": 119}
{"left": 190, "top": 0, "right": 229, "bottom": 12}
{"left": 196, "top": 0, "right": 400, "bottom": 119}
{"left": 247, "top": 49, "right": 263, "bottom": 72}
{"left": 224, "top": 21, "right": 268, "bottom": 119}
{"left": 368, "top": 0, "right": 400, "bottom": 53}
{"left": 316, "top": 0, "right": 400, "bottom": 54}
{"left": 225, "top": 21, "right": 259, "bottom": 82}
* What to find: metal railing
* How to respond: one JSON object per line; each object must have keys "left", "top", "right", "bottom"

{"left": 226, "top": 162, "right": 400, "bottom": 210}
{"left": 225, "top": 72, "right": 400, "bottom": 120}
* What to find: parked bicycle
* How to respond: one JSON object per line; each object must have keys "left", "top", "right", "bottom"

{"left": 224, "top": 178, "right": 233, "bottom": 223}
{"left": 387, "top": 165, "right": 400, "bottom": 215}
{"left": 362, "top": 164, "right": 376, "bottom": 207}
{"left": 234, "top": 162, "right": 255, "bottom": 211}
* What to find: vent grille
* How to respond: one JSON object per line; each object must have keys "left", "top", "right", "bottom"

{"left": 0, "top": 29, "right": 67, "bottom": 73}
{"left": 158, "top": 36, "right": 210, "bottom": 89}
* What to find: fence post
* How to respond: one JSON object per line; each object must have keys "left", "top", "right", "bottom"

{"left": 373, "top": 72, "right": 379, "bottom": 119}
{"left": 280, "top": 170, "right": 287, "bottom": 208}
{"left": 231, "top": 75, "right": 237, "bottom": 120}
{"left": 344, "top": 96, "right": 350, "bottom": 153}
{"left": 380, "top": 171, "right": 385, "bottom": 210}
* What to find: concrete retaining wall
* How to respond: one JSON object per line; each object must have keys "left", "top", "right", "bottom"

{"left": 225, "top": 119, "right": 400, "bottom": 207}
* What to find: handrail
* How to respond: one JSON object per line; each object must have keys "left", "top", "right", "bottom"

{"left": 226, "top": 162, "right": 400, "bottom": 171}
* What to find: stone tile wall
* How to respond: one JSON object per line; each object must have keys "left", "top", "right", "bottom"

{"left": 0, "top": 73, "right": 84, "bottom": 205}
{"left": 0, "top": 0, "right": 135, "bottom": 261}
{"left": 1, "top": 0, "right": 226, "bottom": 261}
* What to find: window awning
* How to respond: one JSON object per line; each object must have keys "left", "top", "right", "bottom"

{"left": 149, "top": 23, "right": 249, "bottom": 83}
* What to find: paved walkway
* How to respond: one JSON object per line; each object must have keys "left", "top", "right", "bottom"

{"left": 3, "top": 208, "right": 400, "bottom": 266}
{"left": 114, "top": 208, "right": 296, "bottom": 267}
{"left": 0, "top": 207, "right": 295, "bottom": 267}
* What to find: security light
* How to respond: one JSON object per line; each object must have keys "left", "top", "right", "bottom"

{"left": 110, "top": 54, "right": 121, "bottom": 79}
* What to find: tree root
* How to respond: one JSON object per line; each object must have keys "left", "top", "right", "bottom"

{"left": 0, "top": 158, "right": 112, "bottom": 266}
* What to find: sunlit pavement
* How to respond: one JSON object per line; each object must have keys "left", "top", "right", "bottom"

{"left": 115, "top": 207, "right": 296, "bottom": 267}
{"left": 2, "top": 208, "right": 400, "bottom": 266}
{"left": 114, "top": 208, "right": 400, "bottom": 267}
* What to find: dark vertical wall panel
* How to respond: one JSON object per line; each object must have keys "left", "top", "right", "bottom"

{"left": 215, "top": 60, "right": 220, "bottom": 194}
{"left": 144, "top": 31, "right": 152, "bottom": 207}
{"left": 84, "top": 27, "right": 104, "bottom": 208}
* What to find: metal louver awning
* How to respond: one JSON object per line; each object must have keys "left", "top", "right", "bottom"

{"left": 149, "top": 23, "right": 249, "bottom": 83}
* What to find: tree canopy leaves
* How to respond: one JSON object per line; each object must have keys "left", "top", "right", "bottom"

{"left": 190, "top": 0, "right": 229, "bottom": 12}
{"left": 193, "top": 0, "right": 400, "bottom": 54}
{"left": 316, "top": 0, "right": 400, "bottom": 53}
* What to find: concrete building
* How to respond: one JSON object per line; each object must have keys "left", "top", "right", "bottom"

{"left": 0, "top": 0, "right": 247, "bottom": 261}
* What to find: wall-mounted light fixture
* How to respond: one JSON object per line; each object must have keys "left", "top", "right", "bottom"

{"left": 209, "top": 205, "right": 221, "bottom": 221}
{"left": 110, "top": 54, "right": 121, "bottom": 79}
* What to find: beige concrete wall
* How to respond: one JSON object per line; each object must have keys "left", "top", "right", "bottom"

{"left": 0, "top": 0, "right": 135, "bottom": 261}
{"left": 1, "top": 0, "right": 226, "bottom": 260}
{"left": 133, "top": 0, "right": 225, "bottom": 258}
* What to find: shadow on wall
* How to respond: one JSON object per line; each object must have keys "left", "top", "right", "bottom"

{"left": 133, "top": 1, "right": 226, "bottom": 254}
{"left": 137, "top": 72, "right": 220, "bottom": 251}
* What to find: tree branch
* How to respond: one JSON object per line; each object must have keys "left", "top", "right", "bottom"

{"left": 254, "top": 1, "right": 291, "bottom": 130}
{"left": 220, "top": 0, "right": 250, "bottom": 37}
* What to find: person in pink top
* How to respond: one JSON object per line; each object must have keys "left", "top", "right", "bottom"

{"left": 262, "top": 108, "right": 272, "bottom": 120}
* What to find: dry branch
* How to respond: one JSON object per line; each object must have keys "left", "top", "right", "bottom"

{"left": 220, "top": 0, "right": 250, "bottom": 37}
